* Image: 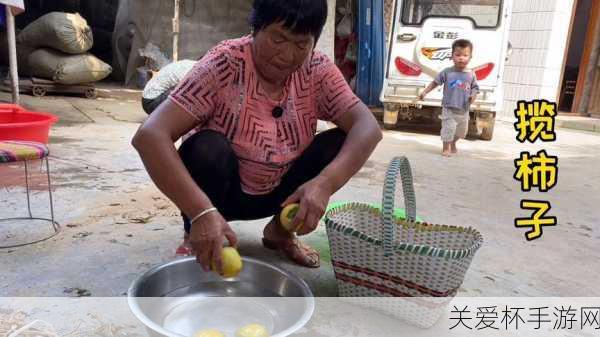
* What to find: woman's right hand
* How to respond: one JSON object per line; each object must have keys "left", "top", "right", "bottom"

{"left": 189, "top": 210, "right": 238, "bottom": 274}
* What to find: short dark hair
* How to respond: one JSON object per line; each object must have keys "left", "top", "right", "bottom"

{"left": 452, "top": 39, "right": 473, "bottom": 53}
{"left": 249, "top": 0, "right": 328, "bottom": 42}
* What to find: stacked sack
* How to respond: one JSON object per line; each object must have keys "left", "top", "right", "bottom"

{"left": 17, "top": 12, "right": 112, "bottom": 85}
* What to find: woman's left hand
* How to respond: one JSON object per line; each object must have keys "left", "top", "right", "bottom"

{"left": 281, "top": 175, "right": 333, "bottom": 235}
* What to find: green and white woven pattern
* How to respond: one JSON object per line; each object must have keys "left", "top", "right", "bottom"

{"left": 324, "top": 156, "right": 483, "bottom": 328}
{"left": 382, "top": 156, "right": 416, "bottom": 256}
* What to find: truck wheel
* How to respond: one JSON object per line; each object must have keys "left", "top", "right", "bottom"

{"left": 467, "top": 117, "right": 480, "bottom": 139}
{"left": 383, "top": 104, "right": 398, "bottom": 130}
{"left": 480, "top": 117, "right": 495, "bottom": 141}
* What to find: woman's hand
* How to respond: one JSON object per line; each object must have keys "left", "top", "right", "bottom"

{"left": 132, "top": 99, "right": 236, "bottom": 272}
{"left": 281, "top": 176, "right": 334, "bottom": 236}
{"left": 189, "top": 210, "right": 238, "bottom": 274}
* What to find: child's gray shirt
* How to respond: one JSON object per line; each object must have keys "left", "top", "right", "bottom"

{"left": 434, "top": 66, "right": 480, "bottom": 112}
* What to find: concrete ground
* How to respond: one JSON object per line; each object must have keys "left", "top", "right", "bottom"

{"left": 1, "top": 91, "right": 599, "bottom": 298}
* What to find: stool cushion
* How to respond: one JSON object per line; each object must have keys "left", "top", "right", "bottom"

{"left": 0, "top": 141, "right": 49, "bottom": 163}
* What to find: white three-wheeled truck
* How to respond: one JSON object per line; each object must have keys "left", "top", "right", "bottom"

{"left": 381, "top": 0, "right": 513, "bottom": 140}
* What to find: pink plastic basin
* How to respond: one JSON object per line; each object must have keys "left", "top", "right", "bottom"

{"left": 0, "top": 104, "right": 59, "bottom": 144}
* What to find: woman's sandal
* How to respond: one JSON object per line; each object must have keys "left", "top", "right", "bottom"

{"left": 262, "top": 237, "right": 320, "bottom": 268}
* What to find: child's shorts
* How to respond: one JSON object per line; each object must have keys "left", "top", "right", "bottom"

{"left": 440, "top": 107, "right": 469, "bottom": 142}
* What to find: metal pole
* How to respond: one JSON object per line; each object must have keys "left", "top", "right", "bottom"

{"left": 45, "top": 157, "right": 58, "bottom": 231}
{"left": 6, "top": 5, "right": 20, "bottom": 104}
{"left": 172, "top": 0, "right": 180, "bottom": 62}
{"left": 24, "top": 160, "right": 32, "bottom": 218}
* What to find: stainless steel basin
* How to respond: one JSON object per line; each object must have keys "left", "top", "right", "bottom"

{"left": 128, "top": 257, "right": 314, "bottom": 337}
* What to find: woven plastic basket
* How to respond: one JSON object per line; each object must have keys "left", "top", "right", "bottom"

{"left": 324, "top": 156, "right": 483, "bottom": 328}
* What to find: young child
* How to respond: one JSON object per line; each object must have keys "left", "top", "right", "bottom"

{"left": 418, "top": 39, "right": 479, "bottom": 157}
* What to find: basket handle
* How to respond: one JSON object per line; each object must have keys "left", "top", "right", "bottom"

{"left": 382, "top": 156, "right": 416, "bottom": 257}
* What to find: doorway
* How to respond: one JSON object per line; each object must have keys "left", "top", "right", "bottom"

{"left": 558, "top": 0, "right": 594, "bottom": 113}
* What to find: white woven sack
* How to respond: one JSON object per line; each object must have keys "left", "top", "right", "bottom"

{"left": 28, "top": 48, "right": 112, "bottom": 84}
{"left": 17, "top": 12, "right": 93, "bottom": 54}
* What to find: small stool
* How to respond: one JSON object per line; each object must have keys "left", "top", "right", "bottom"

{"left": 0, "top": 140, "right": 59, "bottom": 248}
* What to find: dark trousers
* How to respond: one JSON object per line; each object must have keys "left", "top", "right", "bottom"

{"left": 141, "top": 90, "right": 171, "bottom": 115}
{"left": 178, "top": 128, "right": 346, "bottom": 233}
